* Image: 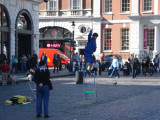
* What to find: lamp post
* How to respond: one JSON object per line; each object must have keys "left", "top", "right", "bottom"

{"left": 72, "top": 21, "right": 75, "bottom": 41}
{"left": 71, "top": 21, "right": 75, "bottom": 56}
{"left": 68, "top": 21, "right": 75, "bottom": 72}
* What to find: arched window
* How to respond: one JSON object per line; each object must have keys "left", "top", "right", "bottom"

{"left": 16, "top": 12, "right": 32, "bottom": 30}
{"left": 15, "top": 10, "right": 33, "bottom": 58}
{"left": 0, "top": 4, "right": 10, "bottom": 64}
{"left": 39, "top": 27, "right": 72, "bottom": 40}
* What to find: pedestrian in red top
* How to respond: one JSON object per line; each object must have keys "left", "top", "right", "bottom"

{"left": 100, "top": 53, "right": 105, "bottom": 63}
{"left": 0, "top": 60, "right": 10, "bottom": 86}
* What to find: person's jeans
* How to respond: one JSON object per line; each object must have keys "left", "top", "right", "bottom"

{"left": 110, "top": 67, "right": 119, "bottom": 77}
{"left": 53, "top": 65, "right": 58, "bottom": 72}
{"left": 154, "top": 63, "right": 158, "bottom": 72}
{"left": 21, "top": 63, "right": 26, "bottom": 72}
{"left": 150, "top": 67, "right": 154, "bottom": 74}
{"left": 11, "top": 65, "right": 17, "bottom": 74}
{"left": 2, "top": 72, "right": 8, "bottom": 85}
{"left": 36, "top": 85, "right": 50, "bottom": 115}
{"left": 132, "top": 68, "right": 136, "bottom": 78}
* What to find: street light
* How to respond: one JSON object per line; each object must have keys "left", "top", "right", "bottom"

{"left": 72, "top": 21, "right": 75, "bottom": 41}
{"left": 68, "top": 21, "right": 75, "bottom": 72}
{"left": 71, "top": 21, "right": 75, "bottom": 53}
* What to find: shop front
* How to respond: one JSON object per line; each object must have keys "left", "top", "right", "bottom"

{"left": 39, "top": 26, "right": 73, "bottom": 58}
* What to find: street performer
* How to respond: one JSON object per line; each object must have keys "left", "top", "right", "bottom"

{"left": 84, "top": 30, "right": 98, "bottom": 74}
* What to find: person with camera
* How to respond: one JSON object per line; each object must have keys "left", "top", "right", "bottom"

{"left": 34, "top": 61, "right": 51, "bottom": 118}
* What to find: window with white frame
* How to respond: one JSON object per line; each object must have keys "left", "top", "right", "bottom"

{"left": 71, "top": 0, "right": 81, "bottom": 9}
{"left": 121, "top": 0, "right": 130, "bottom": 12}
{"left": 104, "top": 28, "right": 112, "bottom": 51}
{"left": 46, "top": 0, "right": 57, "bottom": 10}
{"left": 104, "top": 0, "right": 112, "bottom": 13}
{"left": 143, "top": 0, "right": 152, "bottom": 12}
{"left": 147, "top": 29, "right": 154, "bottom": 50}
{"left": 121, "top": 28, "right": 129, "bottom": 50}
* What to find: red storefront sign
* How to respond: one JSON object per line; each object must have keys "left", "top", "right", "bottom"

{"left": 46, "top": 43, "right": 61, "bottom": 48}
{"left": 144, "top": 29, "right": 147, "bottom": 49}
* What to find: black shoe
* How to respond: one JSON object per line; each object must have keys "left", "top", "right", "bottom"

{"left": 36, "top": 114, "right": 41, "bottom": 118}
{"left": 44, "top": 114, "right": 50, "bottom": 118}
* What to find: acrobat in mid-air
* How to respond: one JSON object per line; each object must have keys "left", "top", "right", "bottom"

{"left": 84, "top": 30, "right": 98, "bottom": 73}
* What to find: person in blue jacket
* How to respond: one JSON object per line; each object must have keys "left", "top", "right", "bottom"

{"left": 84, "top": 30, "right": 98, "bottom": 72}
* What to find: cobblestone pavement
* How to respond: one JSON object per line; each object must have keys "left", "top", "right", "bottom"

{"left": 1, "top": 72, "right": 160, "bottom": 120}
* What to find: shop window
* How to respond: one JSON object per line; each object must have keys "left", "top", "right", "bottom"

{"left": 147, "top": 29, "right": 154, "bottom": 50}
{"left": 121, "top": 28, "right": 129, "bottom": 51}
{"left": 17, "top": 15, "right": 28, "bottom": 30}
{"left": 104, "top": 28, "right": 112, "bottom": 51}
{"left": 121, "top": 0, "right": 130, "bottom": 13}
{"left": 0, "top": 7, "right": 8, "bottom": 27}
{"left": 2, "top": 32, "right": 9, "bottom": 60}
{"left": 143, "top": 0, "right": 152, "bottom": 12}
{"left": 0, "top": 5, "right": 9, "bottom": 64}
{"left": 104, "top": 0, "right": 112, "bottom": 13}
{"left": 2, "top": 10, "right": 8, "bottom": 27}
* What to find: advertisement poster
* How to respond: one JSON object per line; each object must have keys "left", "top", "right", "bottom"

{"left": 144, "top": 29, "right": 147, "bottom": 49}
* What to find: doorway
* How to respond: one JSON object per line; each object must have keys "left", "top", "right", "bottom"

{"left": 18, "top": 34, "right": 31, "bottom": 58}
{"left": 79, "top": 49, "right": 84, "bottom": 55}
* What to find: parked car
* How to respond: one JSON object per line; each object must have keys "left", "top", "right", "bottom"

{"left": 101, "top": 55, "right": 122, "bottom": 71}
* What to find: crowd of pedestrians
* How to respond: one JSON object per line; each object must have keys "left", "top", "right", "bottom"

{"left": 106, "top": 54, "right": 160, "bottom": 79}
{"left": 0, "top": 51, "right": 38, "bottom": 86}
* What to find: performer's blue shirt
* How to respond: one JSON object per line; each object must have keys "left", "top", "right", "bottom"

{"left": 84, "top": 30, "right": 96, "bottom": 54}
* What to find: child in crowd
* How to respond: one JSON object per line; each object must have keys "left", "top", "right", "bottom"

{"left": 92, "top": 60, "right": 99, "bottom": 76}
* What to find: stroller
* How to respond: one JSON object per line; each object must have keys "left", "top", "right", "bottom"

{"left": 123, "top": 62, "right": 130, "bottom": 76}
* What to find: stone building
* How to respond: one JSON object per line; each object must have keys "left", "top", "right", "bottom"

{"left": 0, "top": 0, "right": 40, "bottom": 64}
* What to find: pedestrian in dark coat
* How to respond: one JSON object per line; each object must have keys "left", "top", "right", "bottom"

{"left": 34, "top": 61, "right": 50, "bottom": 118}
{"left": 30, "top": 51, "right": 38, "bottom": 69}
{"left": 40, "top": 52, "right": 47, "bottom": 65}
{"left": 53, "top": 53, "right": 60, "bottom": 73}
{"left": 132, "top": 54, "right": 139, "bottom": 79}
{"left": 144, "top": 56, "right": 152, "bottom": 76}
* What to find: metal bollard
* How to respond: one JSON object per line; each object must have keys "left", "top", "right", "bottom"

{"left": 76, "top": 71, "right": 83, "bottom": 84}
{"left": 99, "top": 63, "right": 102, "bottom": 75}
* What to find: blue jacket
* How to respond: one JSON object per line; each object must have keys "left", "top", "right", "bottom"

{"left": 84, "top": 30, "right": 96, "bottom": 54}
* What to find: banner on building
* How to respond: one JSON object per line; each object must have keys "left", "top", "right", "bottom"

{"left": 144, "top": 29, "right": 147, "bottom": 49}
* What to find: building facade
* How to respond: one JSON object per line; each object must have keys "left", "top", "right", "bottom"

{"left": 39, "top": 0, "right": 102, "bottom": 60}
{"left": 39, "top": 0, "right": 160, "bottom": 62}
{"left": 0, "top": 0, "right": 40, "bottom": 64}
{"left": 102, "top": 0, "right": 160, "bottom": 61}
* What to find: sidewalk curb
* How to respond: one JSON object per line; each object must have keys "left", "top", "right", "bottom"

{"left": 50, "top": 73, "right": 75, "bottom": 78}
{"left": 15, "top": 73, "right": 75, "bottom": 83}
